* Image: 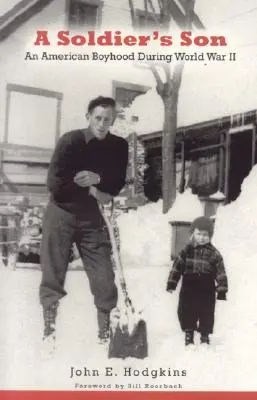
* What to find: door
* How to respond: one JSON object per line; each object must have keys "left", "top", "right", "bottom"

{"left": 226, "top": 129, "right": 254, "bottom": 202}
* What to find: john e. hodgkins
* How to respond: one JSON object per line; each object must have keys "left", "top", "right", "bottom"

{"left": 70, "top": 366, "right": 187, "bottom": 378}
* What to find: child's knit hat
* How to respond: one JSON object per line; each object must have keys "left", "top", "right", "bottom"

{"left": 190, "top": 216, "right": 214, "bottom": 237}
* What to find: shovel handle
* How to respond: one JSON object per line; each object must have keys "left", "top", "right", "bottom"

{"left": 98, "top": 201, "right": 132, "bottom": 306}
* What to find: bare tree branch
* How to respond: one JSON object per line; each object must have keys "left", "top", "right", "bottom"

{"left": 159, "top": 0, "right": 171, "bottom": 30}
{"left": 172, "top": 62, "right": 184, "bottom": 89}
{"left": 184, "top": 0, "right": 196, "bottom": 24}
{"left": 128, "top": 0, "right": 136, "bottom": 28}
{"left": 149, "top": 64, "right": 164, "bottom": 94}
{"left": 147, "top": 0, "right": 157, "bottom": 15}
{"left": 144, "top": 0, "right": 149, "bottom": 20}
{"left": 157, "top": 0, "right": 162, "bottom": 12}
{"left": 172, "top": 0, "right": 195, "bottom": 91}
{"left": 179, "top": 0, "right": 205, "bottom": 28}
{"left": 146, "top": 0, "right": 160, "bottom": 24}
{"left": 163, "top": 63, "right": 171, "bottom": 82}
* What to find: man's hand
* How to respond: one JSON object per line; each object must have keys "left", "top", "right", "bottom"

{"left": 89, "top": 186, "right": 112, "bottom": 204}
{"left": 166, "top": 283, "right": 174, "bottom": 293}
{"left": 73, "top": 171, "right": 100, "bottom": 187}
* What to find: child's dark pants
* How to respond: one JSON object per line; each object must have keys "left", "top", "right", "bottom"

{"left": 39, "top": 202, "right": 117, "bottom": 312}
{"left": 178, "top": 274, "right": 216, "bottom": 334}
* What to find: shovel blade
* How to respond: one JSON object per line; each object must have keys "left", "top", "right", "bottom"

{"left": 108, "top": 319, "right": 148, "bottom": 359}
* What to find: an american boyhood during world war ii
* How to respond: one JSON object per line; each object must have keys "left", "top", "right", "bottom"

{"left": 0, "top": 1, "right": 257, "bottom": 399}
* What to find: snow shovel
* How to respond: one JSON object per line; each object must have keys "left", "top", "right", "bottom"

{"left": 98, "top": 202, "right": 148, "bottom": 359}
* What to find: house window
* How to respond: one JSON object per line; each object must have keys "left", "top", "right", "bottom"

{"left": 113, "top": 81, "right": 150, "bottom": 109}
{"left": 67, "top": 0, "right": 102, "bottom": 29}
{"left": 187, "top": 153, "right": 219, "bottom": 196}
{"left": 134, "top": 9, "right": 160, "bottom": 30}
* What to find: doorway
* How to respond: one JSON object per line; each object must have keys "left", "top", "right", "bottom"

{"left": 227, "top": 130, "right": 254, "bottom": 202}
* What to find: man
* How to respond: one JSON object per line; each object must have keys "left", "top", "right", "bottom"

{"left": 39, "top": 96, "right": 128, "bottom": 346}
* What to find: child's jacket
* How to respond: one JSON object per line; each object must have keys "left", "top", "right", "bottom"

{"left": 167, "top": 242, "right": 228, "bottom": 295}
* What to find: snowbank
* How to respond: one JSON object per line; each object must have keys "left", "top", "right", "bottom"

{"left": 117, "top": 200, "right": 171, "bottom": 268}
{"left": 2, "top": 169, "right": 257, "bottom": 390}
{"left": 117, "top": 190, "right": 202, "bottom": 268}
{"left": 167, "top": 189, "right": 203, "bottom": 222}
{"left": 213, "top": 164, "right": 257, "bottom": 263}
{"left": 212, "top": 165, "right": 257, "bottom": 364}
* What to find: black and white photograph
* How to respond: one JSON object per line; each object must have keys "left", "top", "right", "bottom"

{"left": 0, "top": 0, "right": 257, "bottom": 395}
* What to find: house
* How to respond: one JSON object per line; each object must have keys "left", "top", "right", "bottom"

{"left": 0, "top": 0, "right": 207, "bottom": 206}
{"left": 1, "top": 0, "right": 173, "bottom": 204}
{"left": 1, "top": 1, "right": 255, "bottom": 208}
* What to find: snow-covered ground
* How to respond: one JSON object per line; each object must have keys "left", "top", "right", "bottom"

{"left": 0, "top": 264, "right": 251, "bottom": 392}
{"left": 1, "top": 174, "right": 257, "bottom": 391}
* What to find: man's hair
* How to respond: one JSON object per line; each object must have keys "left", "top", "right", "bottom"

{"left": 87, "top": 96, "right": 116, "bottom": 113}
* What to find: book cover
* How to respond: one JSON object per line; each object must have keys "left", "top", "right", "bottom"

{"left": 0, "top": 1, "right": 257, "bottom": 400}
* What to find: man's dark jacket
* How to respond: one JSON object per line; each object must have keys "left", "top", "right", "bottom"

{"left": 47, "top": 129, "right": 129, "bottom": 219}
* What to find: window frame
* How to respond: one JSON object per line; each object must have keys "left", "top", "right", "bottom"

{"left": 66, "top": 0, "right": 103, "bottom": 29}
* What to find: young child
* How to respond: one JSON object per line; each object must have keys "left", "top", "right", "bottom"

{"left": 166, "top": 216, "right": 228, "bottom": 346}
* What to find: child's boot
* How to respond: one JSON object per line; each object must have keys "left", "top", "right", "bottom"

{"left": 200, "top": 333, "right": 210, "bottom": 344}
{"left": 185, "top": 329, "right": 194, "bottom": 346}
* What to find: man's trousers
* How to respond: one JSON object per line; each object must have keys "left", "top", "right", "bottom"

{"left": 39, "top": 202, "right": 117, "bottom": 312}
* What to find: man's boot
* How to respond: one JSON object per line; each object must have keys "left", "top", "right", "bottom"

{"left": 97, "top": 309, "right": 110, "bottom": 344}
{"left": 185, "top": 329, "right": 194, "bottom": 346}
